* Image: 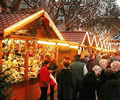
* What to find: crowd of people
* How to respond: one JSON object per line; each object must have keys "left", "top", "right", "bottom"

{"left": 39, "top": 52, "right": 120, "bottom": 100}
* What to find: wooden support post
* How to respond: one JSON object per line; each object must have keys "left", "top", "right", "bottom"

{"left": 25, "top": 41, "right": 29, "bottom": 100}
{"left": 56, "top": 45, "right": 58, "bottom": 65}
{"left": 25, "top": 50, "right": 29, "bottom": 80}
{"left": 25, "top": 41, "right": 29, "bottom": 81}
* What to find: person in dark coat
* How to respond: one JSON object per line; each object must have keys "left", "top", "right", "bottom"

{"left": 70, "top": 55, "right": 88, "bottom": 100}
{"left": 86, "top": 55, "right": 96, "bottom": 73}
{"left": 78, "top": 65, "right": 102, "bottom": 100}
{"left": 99, "top": 59, "right": 109, "bottom": 82}
{"left": 97, "top": 59, "right": 113, "bottom": 96}
{"left": 56, "top": 60, "right": 74, "bottom": 100}
{"left": 98, "top": 61, "right": 120, "bottom": 100}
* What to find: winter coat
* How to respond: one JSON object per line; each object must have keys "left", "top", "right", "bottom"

{"left": 86, "top": 59, "right": 96, "bottom": 73}
{"left": 56, "top": 69, "right": 74, "bottom": 100}
{"left": 78, "top": 71, "right": 102, "bottom": 100}
{"left": 98, "top": 71, "right": 120, "bottom": 100}
{"left": 70, "top": 61, "right": 84, "bottom": 85}
{"left": 98, "top": 79, "right": 120, "bottom": 100}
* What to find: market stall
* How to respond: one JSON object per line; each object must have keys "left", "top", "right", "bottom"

{"left": 61, "top": 31, "right": 94, "bottom": 55}
{"left": 0, "top": 9, "right": 81, "bottom": 100}
{"left": 0, "top": 9, "right": 66, "bottom": 100}
{"left": 2, "top": 9, "right": 63, "bottom": 81}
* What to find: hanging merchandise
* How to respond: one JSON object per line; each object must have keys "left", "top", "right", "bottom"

{"left": 2, "top": 39, "right": 25, "bottom": 83}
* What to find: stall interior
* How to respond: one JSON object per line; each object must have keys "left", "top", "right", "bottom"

{"left": 2, "top": 39, "right": 25, "bottom": 83}
{"left": 2, "top": 38, "right": 57, "bottom": 83}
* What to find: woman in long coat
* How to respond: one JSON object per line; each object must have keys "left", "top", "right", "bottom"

{"left": 56, "top": 60, "right": 74, "bottom": 100}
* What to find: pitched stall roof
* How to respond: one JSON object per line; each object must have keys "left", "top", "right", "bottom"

{"left": 0, "top": 9, "right": 64, "bottom": 40}
{"left": 95, "top": 36, "right": 99, "bottom": 46}
{"left": 106, "top": 41, "right": 110, "bottom": 49}
{"left": 61, "top": 31, "right": 86, "bottom": 44}
{"left": 103, "top": 40, "right": 107, "bottom": 49}
{"left": 89, "top": 34, "right": 94, "bottom": 45}
{"left": 91, "top": 35, "right": 98, "bottom": 47}
{"left": 81, "top": 32, "right": 94, "bottom": 46}
{"left": 0, "top": 10, "right": 36, "bottom": 36}
{"left": 97, "top": 38, "right": 103, "bottom": 48}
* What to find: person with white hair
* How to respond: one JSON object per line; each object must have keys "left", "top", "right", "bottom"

{"left": 99, "top": 59, "right": 111, "bottom": 82}
{"left": 78, "top": 65, "right": 102, "bottom": 100}
{"left": 111, "top": 61, "right": 120, "bottom": 73}
{"left": 98, "top": 61, "right": 120, "bottom": 100}
{"left": 99, "top": 59, "right": 108, "bottom": 70}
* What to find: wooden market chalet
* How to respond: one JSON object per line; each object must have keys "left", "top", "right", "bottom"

{"left": 0, "top": 9, "right": 118, "bottom": 100}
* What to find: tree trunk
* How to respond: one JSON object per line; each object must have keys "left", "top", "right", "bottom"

{"left": 12, "top": 0, "right": 22, "bottom": 11}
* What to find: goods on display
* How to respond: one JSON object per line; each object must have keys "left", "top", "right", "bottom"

{"left": 2, "top": 39, "right": 56, "bottom": 83}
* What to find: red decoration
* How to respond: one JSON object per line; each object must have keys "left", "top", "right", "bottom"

{"left": 44, "top": 17, "right": 49, "bottom": 25}
{"left": 29, "top": 50, "right": 34, "bottom": 57}
{"left": 15, "top": 44, "right": 19, "bottom": 50}
{"left": 0, "top": 36, "right": 2, "bottom": 40}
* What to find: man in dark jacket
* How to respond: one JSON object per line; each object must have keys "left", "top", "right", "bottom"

{"left": 70, "top": 55, "right": 88, "bottom": 100}
{"left": 86, "top": 55, "right": 96, "bottom": 73}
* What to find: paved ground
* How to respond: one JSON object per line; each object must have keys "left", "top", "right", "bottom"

{"left": 47, "top": 91, "right": 98, "bottom": 100}
{"left": 47, "top": 91, "right": 57, "bottom": 100}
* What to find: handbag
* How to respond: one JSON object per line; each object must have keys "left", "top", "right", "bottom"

{"left": 49, "top": 74, "right": 57, "bottom": 86}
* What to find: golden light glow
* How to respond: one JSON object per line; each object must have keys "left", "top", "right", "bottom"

{"left": 20, "top": 40, "right": 25, "bottom": 43}
{"left": 102, "top": 49, "right": 107, "bottom": 52}
{"left": 96, "top": 47, "right": 102, "bottom": 50}
{"left": 4, "top": 10, "right": 44, "bottom": 37}
{"left": 3, "top": 39, "right": 25, "bottom": 43}
{"left": 15, "top": 40, "right": 25, "bottom": 43}
{"left": 44, "top": 11, "right": 64, "bottom": 40}
{"left": 57, "top": 43, "right": 69, "bottom": 46}
{"left": 69, "top": 45, "right": 78, "bottom": 49}
{"left": 37, "top": 41, "right": 56, "bottom": 45}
